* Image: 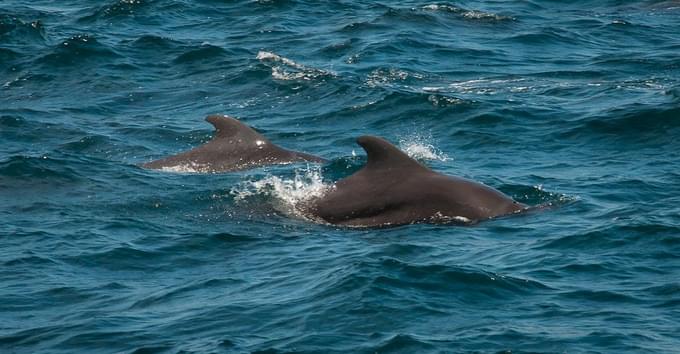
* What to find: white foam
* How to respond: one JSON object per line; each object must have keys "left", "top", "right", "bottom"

{"left": 257, "top": 51, "right": 305, "bottom": 69}
{"left": 366, "top": 68, "right": 424, "bottom": 88}
{"left": 427, "top": 77, "right": 529, "bottom": 95}
{"left": 421, "top": 4, "right": 462, "bottom": 12}
{"left": 427, "top": 94, "right": 466, "bottom": 106}
{"left": 462, "top": 10, "right": 513, "bottom": 21}
{"left": 257, "top": 51, "right": 333, "bottom": 81}
{"left": 421, "top": 4, "right": 513, "bottom": 21}
{"left": 398, "top": 135, "right": 450, "bottom": 162}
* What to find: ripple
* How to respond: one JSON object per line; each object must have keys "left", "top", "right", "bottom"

{"left": 79, "top": 0, "right": 150, "bottom": 22}
{"left": 129, "top": 278, "right": 246, "bottom": 310}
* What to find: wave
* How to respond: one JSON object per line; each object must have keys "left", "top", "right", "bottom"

{"left": 0, "top": 155, "right": 83, "bottom": 185}
{"left": 58, "top": 134, "right": 110, "bottom": 151}
{"left": 559, "top": 106, "right": 680, "bottom": 140}
{"left": 315, "top": 38, "right": 357, "bottom": 57}
{"left": 339, "top": 20, "right": 389, "bottom": 34}
{"left": 126, "top": 34, "right": 183, "bottom": 50}
{"left": 129, "top": 277, "right": 246, "bottom": 310}
{"left": 375, "top": 257, "right": 551, "bottom": 295}
{"left": 505, "top": 27, "right": 585, "bottom": 46}
{"left": 173, "top": 44, "right": 228, "bottom": 64}
{"left": 365, "top": 333, "right": 437, "bottom": 353}
{"left": 536, "top": 222, "right": 680, "bottom": 251}
{"left": 592, "top": 52, "right": 680, "bottom": 71}
{"left": 561, "top": 289, "right": 643, "bottom": 304}
{"left": 0, "top": 13, "right": 46, "bottom": 44}
{"left": 341, "top": 3, "right": 514, "bottom": 35}
{"left": 61, "top": 246, "right": 162, "bottom": 271}
{"left": 3, "top": 254, "right": 59, "bottom": 267}
{"left": 2, "top": 72, "right": 56, "bottom": 90}
{"left": 317, "top": 89, "right": 471, "bottom": 120}
{"left": 37, "top": 34, "right": 121, "bottom": 67}
{"left": 252, "top": 0, "right": 296, "bottom": 7}
{"left": 0, "top": 114, "right": 27, "bottom": 128}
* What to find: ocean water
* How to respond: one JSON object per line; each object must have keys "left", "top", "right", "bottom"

{"left": 1, "top": 0, "right": 679, "bottom": 352}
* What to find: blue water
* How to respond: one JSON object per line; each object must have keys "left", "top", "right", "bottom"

{"left": 2, "top": 0, "right": 680, "bottom": 352}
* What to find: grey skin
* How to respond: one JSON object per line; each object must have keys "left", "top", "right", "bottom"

{"left": 306, "top": 136, "right": 526, "bottom": 227}
{"left": 141, "top": 115, "right": 325, "bottom": 172}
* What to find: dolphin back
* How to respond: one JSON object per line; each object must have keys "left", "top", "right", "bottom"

{"left": 141, "top": 115, "right": 325, "bottom": 172}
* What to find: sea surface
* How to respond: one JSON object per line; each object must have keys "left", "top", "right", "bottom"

{"left": 2, "top": 0, "right": 680, "bottom": 353}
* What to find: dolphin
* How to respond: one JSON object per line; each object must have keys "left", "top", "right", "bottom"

{"left": 305, "top": 136, "right": 526, "bottom": 227}
{"left": 141, "top": 115, "right": 325, "bottom": 172}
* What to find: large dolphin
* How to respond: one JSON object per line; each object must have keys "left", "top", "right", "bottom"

{"left": 142, "top": 115, "right": 325, "bottom": 172}
{"left": 305, "top": 136, "right": 526, "bottom": 227}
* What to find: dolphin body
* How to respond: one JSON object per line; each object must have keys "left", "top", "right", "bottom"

{"left": 305, "top": 136, "right": 526, "bottom": 227}
{"left": 141, "top": 115, "right": 325, "bottom": 172}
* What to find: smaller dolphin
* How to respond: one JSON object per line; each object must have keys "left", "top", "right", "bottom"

{"left": 142, "top": 115, "right": 325, "bottom": 172}
{"left": 305, "top": 136, "right": 526, "bottom": 227}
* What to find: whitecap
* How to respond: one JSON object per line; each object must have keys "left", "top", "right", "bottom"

{"left": 257, "top": 50, "right": 334, "bottom": 81}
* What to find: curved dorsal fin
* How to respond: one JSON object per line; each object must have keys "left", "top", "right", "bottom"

{"left": 356, "top": 136, "right": 429, "bottom": 172}
{"left": 205, "top": 115, "right": 268, "bottom": 141}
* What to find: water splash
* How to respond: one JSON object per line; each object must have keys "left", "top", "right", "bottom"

{"left": 231, "top": 165, "right": 330, "bottom": 220}
{"left": 398, "top": 134, "right": 450, "bottom": 162}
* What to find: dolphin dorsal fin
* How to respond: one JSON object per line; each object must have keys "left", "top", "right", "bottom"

{"left": 357, "top": 136, "right": 429, "bottom": 172}
{"left": 205, "top": 115, "right": 267, "bottom": 141}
